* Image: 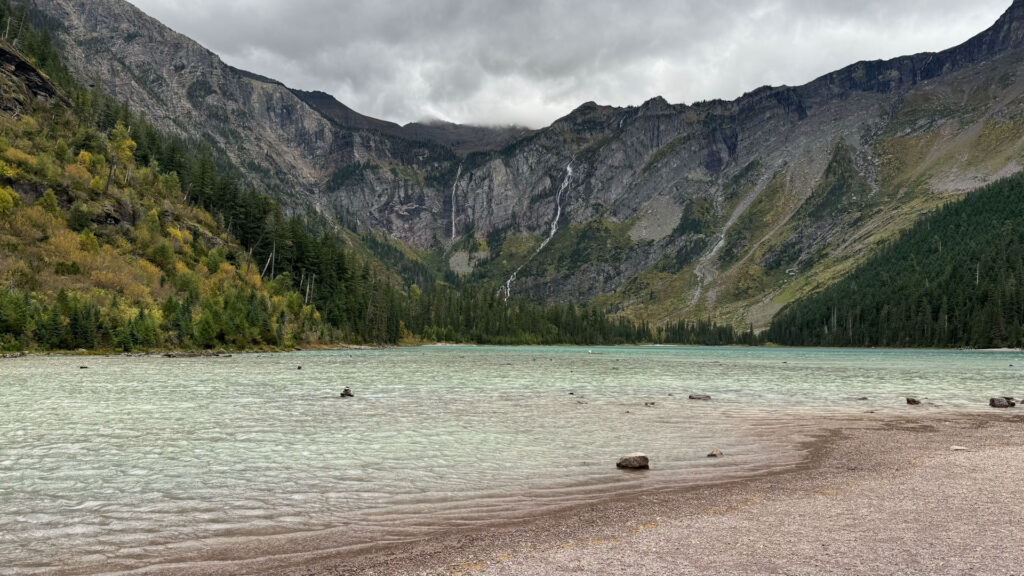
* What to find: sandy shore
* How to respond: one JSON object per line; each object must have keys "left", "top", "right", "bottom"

{"left": 258, "top": 412, "right": 1021, "bottom": 576}
{"left": 126, "top": 412, "right": 1024, "bottom": 576}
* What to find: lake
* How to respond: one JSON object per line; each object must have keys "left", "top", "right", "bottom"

{"left": 1, "top": 346, "right": 1019, "bottom": 575}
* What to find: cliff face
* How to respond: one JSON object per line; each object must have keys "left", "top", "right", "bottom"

{"left": 0, "top": 38, "right": 68, "bottom": 111}
{"left": 28, "top": 0, "right": 1024, "bottom": 328}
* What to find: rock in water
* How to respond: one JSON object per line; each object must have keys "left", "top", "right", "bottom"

{"left": 689, "top": 394, "right": 712, "bottom": 401}
{"left": 340, "top": 386, "right": 354, "bottom": 398}
{"left": 616, "top": 453, "right": 649, "bottom": 469}
{"left": 906, "top": 397, "right": 921, "bottom": 405}
{"left": 989, "top": 397, "right": 1014, "bottom": 408}
{"left": 707, "top": 449, "right": 724, "bottom": 458}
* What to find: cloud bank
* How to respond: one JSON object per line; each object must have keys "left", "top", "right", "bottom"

{"left": 128, "top": 0, "right": 1009, "bottom": 128}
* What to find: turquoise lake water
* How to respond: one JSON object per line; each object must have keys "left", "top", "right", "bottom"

{"left": 1, "top": 346, "right": 1020, "bottom": 575}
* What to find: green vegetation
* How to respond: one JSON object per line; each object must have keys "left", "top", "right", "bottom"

{"left": 720, "top": 170, "right": 789, "bottom": 264}
{"left": 798, "top": 140, "right": 871, "bottom": 223}
{"left": 527, "top": 219, "right": 635, "bottom": 277}
{"left": 769, "top": 173, "right": 1024, "bottom": 348}
{"left": 0, "top": 117, "right": 325, "bottom": 351}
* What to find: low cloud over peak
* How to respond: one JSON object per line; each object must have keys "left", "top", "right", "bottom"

{"left": 129, "top": 0, "right": 1009, "bottom": 128}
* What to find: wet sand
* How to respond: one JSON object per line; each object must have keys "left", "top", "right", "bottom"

{"left": 133, "top": 412, "right": 1024, "bottom": 576}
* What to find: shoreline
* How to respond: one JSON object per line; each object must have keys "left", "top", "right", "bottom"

{"left": 110, "top": 411, "right": 1024, "bottom": 576}
{"left": 4, "top": 343, "right": 1020, "bottom": 359}
{"left": 0, "top": 343, "right": 382, "bottom": 358}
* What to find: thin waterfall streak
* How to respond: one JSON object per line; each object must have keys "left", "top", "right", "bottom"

{"left": 451, "top": 164, "right": 463, "bottom": 240}
{"left": 538, "top": 162, "right": 573, "bottom": 252}
{"left": 501, "top": 161, "right": 574, "bottom": 300}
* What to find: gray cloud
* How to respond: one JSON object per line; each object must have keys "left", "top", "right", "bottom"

{"left": 127, "top": 0, "right": 1010, "bottom": 127}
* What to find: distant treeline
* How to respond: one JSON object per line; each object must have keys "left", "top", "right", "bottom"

{"left": 769, "top": 173, "right": 1024, "bottom": 348}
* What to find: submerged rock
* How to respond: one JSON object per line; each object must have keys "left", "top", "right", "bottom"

{"left": 616, "top": 453, "right": 649, "bottom": 469}
{"left": 689, "top": 394, "right": 712, "bottom": 401}
{"left": 989, "top": 397, "right": 1015, "bottom": 408}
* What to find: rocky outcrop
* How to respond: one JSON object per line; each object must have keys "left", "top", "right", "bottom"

{"left": 0, "top": 39, "right": 69, "bottom": 112}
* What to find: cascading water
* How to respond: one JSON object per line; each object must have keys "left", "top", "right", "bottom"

{"left": 501, "top": 161, "right": 573, "bottom": 300}
{"left": 539, "top": 163, "right": 573, "bottom": 251}
{"left": 450, "top": 163, "right": 463, "bottom": 240}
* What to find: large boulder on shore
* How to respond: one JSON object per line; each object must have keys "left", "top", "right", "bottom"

{"left": 616, "top": 453, "right": 649, "bottom": 469}
{"left": 989, "top": 397, "right": 1015, "bottom": 408}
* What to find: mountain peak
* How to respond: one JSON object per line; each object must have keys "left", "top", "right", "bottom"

{"left": 957, "top": 0, "right": 1024, "bottom": 58}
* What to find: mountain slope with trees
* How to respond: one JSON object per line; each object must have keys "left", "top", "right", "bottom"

{"left": 768, "top": 173, "right": 1024, "bottom": 348}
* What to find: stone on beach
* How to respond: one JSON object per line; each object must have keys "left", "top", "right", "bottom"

{"left": 616, "top": 453, "right": 649, "bottom": 469}
{"left": 989, "top": 397, "right": 1015, "bottom": 408}
{"left": 707, "top": 449, "right": 724, "bottom": 458}
{"left": 689, "top": 394, "right": 712, "bottom": 401}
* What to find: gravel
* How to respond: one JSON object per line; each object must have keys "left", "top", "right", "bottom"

{"left": 135, "top": 413, "right": 1024, "bottom": 576}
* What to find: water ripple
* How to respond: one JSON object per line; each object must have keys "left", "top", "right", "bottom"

{"left": 0, "top": 346, "right": 1018, "bottom": 574}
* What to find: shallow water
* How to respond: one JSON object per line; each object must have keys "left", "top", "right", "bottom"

{"left": 0, "top": 346, "right": 1019, "bottom": 575}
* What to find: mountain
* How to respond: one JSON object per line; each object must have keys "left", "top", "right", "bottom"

{"left": 398, "top": 120, "right": 533, "bottom": 156}
{"left": 290, "top": 90, "right": 531, "bottom": 155}
{"left": 25, "top": 0, "right": 1024, "bottom": 330}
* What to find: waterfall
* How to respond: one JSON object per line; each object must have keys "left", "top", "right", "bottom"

{"left": 450, "top": 163, "right": 463, "bottom": 240}
{"left": 500, "top": 161, "right": 574, "bottom": 300}
{"left": 538, "top": 163, "right": 573, "bottom": 251}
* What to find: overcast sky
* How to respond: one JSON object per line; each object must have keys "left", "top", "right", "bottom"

{"left": 127, "top": 0, "right": 1010, "bottom": 128}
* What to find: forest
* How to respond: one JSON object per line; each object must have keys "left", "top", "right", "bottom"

{"left": 768, "top": 173, "right": 1024, "bottom": 348}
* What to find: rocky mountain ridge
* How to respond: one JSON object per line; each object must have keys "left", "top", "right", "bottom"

{"left": 25, "top": 0, "right": 1024, "bottom": 328}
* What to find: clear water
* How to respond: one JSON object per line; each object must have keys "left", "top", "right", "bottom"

{"left": 0, "top": 346, "right": 1020, "bottom": 575}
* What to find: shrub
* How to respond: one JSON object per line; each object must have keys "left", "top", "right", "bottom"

{"left": 0, "top": 186, "right": 18, "bottom": 214}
